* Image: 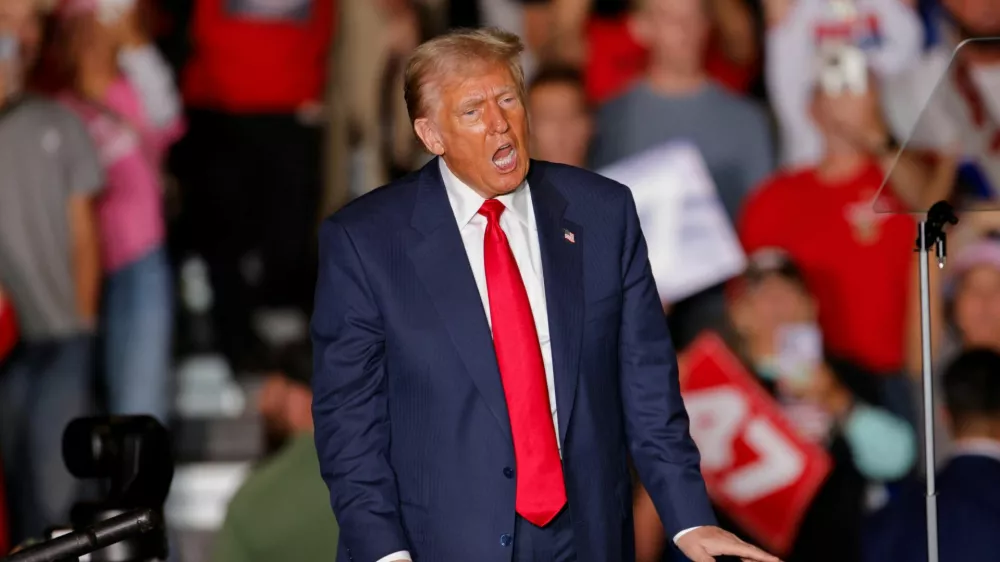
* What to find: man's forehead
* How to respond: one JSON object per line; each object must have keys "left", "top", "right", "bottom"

{"left": 445, "top": 73, "right": 518, "bottom": 101}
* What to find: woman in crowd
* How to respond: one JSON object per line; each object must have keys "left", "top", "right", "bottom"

{"left": 51, "top": 0, "right": 182, "bottom": 423}
{"left": 945, "top": 234, "right": 1000, "bottom": 357}
{"left": 635, "top": 248, "right": 916, "bottom": 562}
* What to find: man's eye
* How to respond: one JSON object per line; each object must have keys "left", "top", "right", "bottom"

{"left": 464, "top": 109, "right": 477, "bottom": 117}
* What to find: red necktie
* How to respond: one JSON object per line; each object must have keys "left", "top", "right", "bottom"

{"left": 478, "top": 199, "right": 567, "bottom": 527}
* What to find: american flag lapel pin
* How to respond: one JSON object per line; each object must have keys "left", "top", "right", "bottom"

{"left": 563, "top": 229, "right": 575, "bottom": 244}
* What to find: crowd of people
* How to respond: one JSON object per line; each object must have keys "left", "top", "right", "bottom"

{"left": 0, "top": 0, "right": 999, "bottom": 559}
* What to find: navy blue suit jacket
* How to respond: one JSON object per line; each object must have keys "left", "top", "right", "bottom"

{"left": 311, "top": 159, "right": 716, "bottom": 562}
{"left": 863, "top": 454, "right": 1000, "bottom": 561}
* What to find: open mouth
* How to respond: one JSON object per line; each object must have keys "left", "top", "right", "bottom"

{"left": 492, "top": 144, "right": 518, "bottom": 173}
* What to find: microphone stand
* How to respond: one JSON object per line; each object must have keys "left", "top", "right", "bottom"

{"left": 1, "top": 509, "right": 160, "bottom": 562}
{"left": 916, "top": 201, "right": 958, "bottom": 562}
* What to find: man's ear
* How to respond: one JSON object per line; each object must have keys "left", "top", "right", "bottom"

{"left": 414, "top": 118, "right": 446, "bottom": 156}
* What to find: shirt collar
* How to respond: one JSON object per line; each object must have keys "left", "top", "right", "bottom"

{"left": 438, "top": 158, "right": 533, "bottom": 230}
{"left": 952, "top": 438, "right": 1000, "bottom": 464}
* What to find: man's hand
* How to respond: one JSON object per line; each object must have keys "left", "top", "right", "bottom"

{"left": 675, "top": 526, "right": 782, "bottom": 562}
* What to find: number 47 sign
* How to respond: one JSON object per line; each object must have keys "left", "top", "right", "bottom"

{"left": 679, "top": 334, "right": 833, "bottom": 556}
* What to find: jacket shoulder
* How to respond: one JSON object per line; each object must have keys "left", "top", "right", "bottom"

{"left": 533, "top": 161, "right": 634, "bottom": 206}
{"left": 321, "top": 171, "right": 421, "bottom": 235}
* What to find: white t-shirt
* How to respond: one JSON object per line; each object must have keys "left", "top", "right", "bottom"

{"left": 766, "top": 0, "right": 924, "bottom": 167}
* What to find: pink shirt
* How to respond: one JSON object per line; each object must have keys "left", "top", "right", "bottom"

{"left": 60, "top": 78, "right": 183, "bottom": 272}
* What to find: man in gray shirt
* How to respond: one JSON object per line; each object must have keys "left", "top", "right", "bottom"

{"left": 590, "top": 0, "right": 774, "bottom": 347}
{"left": 0, "top": 0, "right": 103, "bottom": 544}
{"left": 591, "top": 0, "right": 774, "bottom": 223}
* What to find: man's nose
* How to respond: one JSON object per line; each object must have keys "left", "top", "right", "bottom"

{"left": 488, "top": 105, "right": 510, "bottom": 134}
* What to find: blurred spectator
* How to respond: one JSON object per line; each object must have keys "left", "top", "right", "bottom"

{"left": 589, "top": 0, "right": 773, "bottom": 224}
{"left": 914, "top": 234, "right": 1000, "bottom": 470}
{"left": 634, "top": 249, "right": 915, "bottom": 562}
{"left": 947, "top": 235, "right": 1000, "bottom": 355}
{"left": 210, "top": 341, "right": 339, "bottom": 562}
{"left": 589, "top": 0, "right": 773, "bottom": 350}
{"left": 169, "top": 0, "right": 334, "bottom": 370}
{"left": 865, "top": 348, "right": 1000, "bottom": 561}
{"left": 326, "top": 0, "right": 420, "bottom": 211}
{"left": 876, "top": 0, "right": 1000, "bottom": 214}
{"left": 540, "top": 0, "right": 763, "bottom": 104}
{"left": 765, "top": 0, "right": 924, "bottom": 168}
{"left": 447, "top": 0, "right": 549, "bottom": 77}
{"left": 739, "top": 73, "right": 952, "bottom": 423}
{"left": 54, "top": 0, "right": 183, "bottom": 423}
{"left": 527, "top": 64, "right": 592, "bottom": 167}
{"left": 0, "top": 0, "right": 103, "bottom": 543}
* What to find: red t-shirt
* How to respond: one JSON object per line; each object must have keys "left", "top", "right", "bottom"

{"left": 738, "top": 163, "right": 914, "bottom": 373}
{"left": 182, "top": 0, "right": 334, "bottom": 113}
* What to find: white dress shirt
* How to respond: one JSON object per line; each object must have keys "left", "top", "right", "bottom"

{"left": 376, "top": 160, "right": 694, "bottom": 562}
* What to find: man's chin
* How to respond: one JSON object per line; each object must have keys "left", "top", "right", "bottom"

{"left": 489, "top": 173, "right": 527, "bottom": 195}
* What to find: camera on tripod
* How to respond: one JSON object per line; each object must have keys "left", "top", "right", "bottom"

{"left": 4, "top": 416, "right": 174, "bottom": 562}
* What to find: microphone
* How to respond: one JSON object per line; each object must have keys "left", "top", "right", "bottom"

{"left": 1, "top": 509, "right": 160, "bottom": 562}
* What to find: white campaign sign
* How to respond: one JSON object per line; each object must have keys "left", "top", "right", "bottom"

{"left": 597, "top": 142, "right": 747, "bottom": 303}
{"left": 684, "top": 386, "right": 806, "bottom": 505}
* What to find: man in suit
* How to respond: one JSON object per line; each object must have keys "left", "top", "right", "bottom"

{"left": 864, "top": 348, "right": 1000, "bottom": 561}
{"left": 311, "top": 27, "right": 780, "bottom": 562}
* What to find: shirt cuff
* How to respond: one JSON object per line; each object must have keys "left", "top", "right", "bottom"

{"left": 673, "top": 526, "right": 701, "bottom": 543}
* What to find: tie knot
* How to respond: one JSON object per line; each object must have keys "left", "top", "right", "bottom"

{"left": 478, "top": 199, "right": 506, "bottom": 224}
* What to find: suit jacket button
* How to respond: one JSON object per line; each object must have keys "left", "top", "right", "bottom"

{"left": 500, "top": 533, "right": 513, "bottom": 547}
{"left": 503, "top": 467, "right": 514, "bottom": 479}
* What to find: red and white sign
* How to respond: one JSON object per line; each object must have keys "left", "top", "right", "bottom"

{"left": 679, "top": 333, "right": 832, "bottom": 556}
{"left": 0, "top": 289, "right": 18, "bottom": 363}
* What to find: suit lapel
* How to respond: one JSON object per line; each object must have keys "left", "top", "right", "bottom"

{"left": 407, "top": 160, "right": 512, "bottom": 441}
{"left": 528, "top": 163, "right": 584, "bottom": 446}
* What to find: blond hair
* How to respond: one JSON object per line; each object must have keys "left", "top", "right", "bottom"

{"left": 403, "top": 27, "right": 526, "bottom": 123}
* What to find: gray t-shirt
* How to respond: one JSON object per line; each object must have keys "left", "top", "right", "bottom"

{"left": 0, "top": 95, "right": 103, "bottom": 341}
{"left": 590, "top": 81, "right": 775, "bottom": 224}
